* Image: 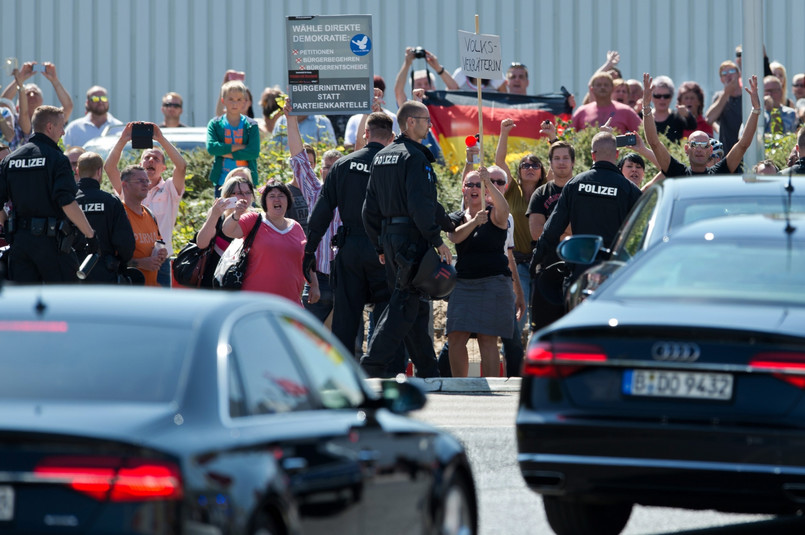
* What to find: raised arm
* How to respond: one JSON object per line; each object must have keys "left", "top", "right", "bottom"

{"left": 394, "top": 48, "right": 416, "bottom": 108}
{"left": 724, "top": 74, "right": 761, "bottom": 173}
{"left": 495, "top": 118, "right": 515, "bottom": 184}
{"left": 14, "top": 67, "right": 31, "bottom": 137}
{"left": 42, "top": 63, "right": 73, "bottom": 121}
{"left": 153, "top": 123, "right": 186, "bottom": 194}
{"left": 105, "top": 122, "right": 133, "bottom": 195}
{"left": 425, "top": 50, "right": 458, "bottom": 90}
{"left": 641, "top": 73, "right": 671, "bottom": 173}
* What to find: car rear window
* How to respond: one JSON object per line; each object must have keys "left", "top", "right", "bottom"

{"left": 671, "top": 196, "right": 805, "bottom": 231}
{"left": 609, "top": 240, "right": 805, "bottom": 305}
{"left": 0, "top": 321, "right": 189, "bottom": 403}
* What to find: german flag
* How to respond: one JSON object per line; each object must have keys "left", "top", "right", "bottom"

{"left": 422, "top": 90, "right": 572, "bottom": 168}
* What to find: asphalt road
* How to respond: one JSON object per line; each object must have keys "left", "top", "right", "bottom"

{"left": 410, "top": 390, "right": 805, "bottom": 535}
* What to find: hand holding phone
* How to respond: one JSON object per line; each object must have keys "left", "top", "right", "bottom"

{"left": 616, "top": 133, "right": 637, "bottom": 147}
{"left": 221, "top": 197, "right": 239, "bottom": 209}
{"left": 131, "top": 122, "right": 154, "bottom": 149}
{"left": 32, "top": 64, "right": 46, "bottom": 73}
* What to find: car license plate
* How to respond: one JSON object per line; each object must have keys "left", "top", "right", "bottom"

{"left": 622, "top": 369, "right": 733, "bottom": 400}
{"left": 0, "top": 486, "right": 13, "bottom": 521}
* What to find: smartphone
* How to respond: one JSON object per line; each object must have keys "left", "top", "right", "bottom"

{"left": 616, "top": 134, "right": 637, "bottom": 147}
{"left": 32, "top": 64, "right": 46, "bottom": 73}
{"left": 222, "top": 197, "right": 239, "bottom": 209}
{"left": 131, "top": 122, "right": 154, "bottom": 149}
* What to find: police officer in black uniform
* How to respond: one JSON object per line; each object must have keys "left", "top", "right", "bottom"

{"left": 75, "top": 151, "right": 135, "bottom": 283}
{"left": 305, "top": 112, "right": 397, "bottom": 354}
{"left": 531, "top": 131, "right": 642, "bottom": 282}
{"left": 0, "top": 105, "right": 98, "bottom": 283}
{"left": 361, "top": 101, "right": 453, "bottom": 378}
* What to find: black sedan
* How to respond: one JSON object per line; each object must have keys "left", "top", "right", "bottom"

{"left": 517, "top": 214, "right": 805, "bottom": 535}
{"left": 0, "top": 287, "right": 477, "bottom": 535}
{"left": 565, "top": 174, "right": 805, "bottom": 309}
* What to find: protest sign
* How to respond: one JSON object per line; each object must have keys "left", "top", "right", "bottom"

{"left": 285, "top": 15, "right": 373, "bottom": 115}
{"left": 458, "top": 29, "right": 502, "bottom": 80}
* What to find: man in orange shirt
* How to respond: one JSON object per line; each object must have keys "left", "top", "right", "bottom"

{"left": 120, "top": 165, "right": 166, "bottom": 286}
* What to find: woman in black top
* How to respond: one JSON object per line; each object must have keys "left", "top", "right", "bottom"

{"left": 446, "top": 166, "right": 514, "bottom": 377}
{"left": 648, "top": 75, "right": 696, "bottom": 143}
{"left": 195, "top": 168, "right": 256, "bottom": 287}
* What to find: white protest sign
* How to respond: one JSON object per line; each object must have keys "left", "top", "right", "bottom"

{"left": 458, "top": 29, "right": 502, "bottom": 80}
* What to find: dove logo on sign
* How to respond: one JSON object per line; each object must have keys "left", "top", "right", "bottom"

{"left": 350, "top": 34, "right": 371, "bottom": 56}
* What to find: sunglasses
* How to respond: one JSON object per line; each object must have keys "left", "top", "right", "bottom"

{"left": 89, "top": 95, "right": 108, "bottom": 103}
{"left": 653, "top": 93, "right": 672, "bottom": 99}
{"left": 520, "top": 163, "right": 541, "bottom": 169}
{"left": 463, "top": 182, "right": 482, "bottom": 189}
{"left": 793, "top": 83, "right": 805, "bottom": 88}
{"left": 720, "top": 68, "right": 738, "bottom": 76}
{"left": 162, "top": 102, "right": 182, "bottom": 108}
{"left": 688, "top": 141, "right": 710, "bottom": 148}
{"left": 490, "top": 179, "right": 507, "bottom": 186}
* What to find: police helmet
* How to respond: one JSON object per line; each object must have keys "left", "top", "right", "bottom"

{"left": 412, "top": 248, "right": 456, "bottom": 299}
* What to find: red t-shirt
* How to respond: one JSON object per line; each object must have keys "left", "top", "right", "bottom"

{"left": 237, "top": 211, "right": 306, "bottom": 305}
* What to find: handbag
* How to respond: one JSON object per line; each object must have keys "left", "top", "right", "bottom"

{"left": 172, "top": 241, "right": 213, "bottom": 288}
{"left": 213, "top": 216, "right": 262, "bottom": 290}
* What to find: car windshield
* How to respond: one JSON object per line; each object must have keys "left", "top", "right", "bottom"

{"left": 669, "top": 195, "right": 805, "bottom": 232}
{"left": 0, "top": 321, "right": 190, "bottom": 403}
{"left": 607, "top": 239, "right": 805, "bottom": 306}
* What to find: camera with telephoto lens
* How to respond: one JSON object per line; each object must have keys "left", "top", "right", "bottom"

{"left": 413, "top": 47, "right": 427, "bottom": 59}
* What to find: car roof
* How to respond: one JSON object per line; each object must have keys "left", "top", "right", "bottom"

{"left": 0, "top": 286, "right": 300, "bottom": 327}
{"left": 652, "top": 174, "right": 805, "bottom": 199}
{"left": 80, "top": 127, "right": 207, "bottom": 159}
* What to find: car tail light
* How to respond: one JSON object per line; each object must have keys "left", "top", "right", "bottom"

{"left": 749, "top": 352, "right": 805, "bottom": 389}
{"left": 523, "top": 342, "right": 607, "bottom": 378}
{"left": 34, "top": 456, "right": 183, "bottom": 501}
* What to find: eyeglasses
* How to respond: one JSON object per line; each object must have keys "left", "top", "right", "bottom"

{"left": 688, "top": 141, "right": 710, "bottom": 148}
{"left": 720, "top": 68, "right": 738, "bottom": 76}
{"left": 89, "top": 95, "right": 108, "bottom": 103}
{"left": 520, "top": 163, "right": 541, "bottom": 169}
{"left": 463, "top": 182, "right": 482, "bottom": 189}
{"left": 411, "top": 116, "right": 431, "bottom": 124}
{"left": 652, "top": 93, "right": 672, "bottom": 99}
{"left": 162, "top": 102, "right": 182, "bottom": 108}
{"left": 232, "top": 189, "right": 253, "bottom": 196}
{"left": 124, "top": 178, "right": 149, "bottom": 185}
{"left": 490, "top": 179, "right": 507, "bottom": 186}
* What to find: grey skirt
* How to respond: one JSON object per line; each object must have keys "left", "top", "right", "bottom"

{"left": 445, "top": 274, "right": 515, "bottom": 337}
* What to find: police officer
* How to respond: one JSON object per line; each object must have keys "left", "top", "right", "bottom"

{"left": 0, "top": 105, "right": 97, "bottom": 283}
{"left": 531, "top": 131, "right": 642, "bottom": 282}
{"left": 361, "top": 101, "right": 453, "bottom": 378}
{"left": 305, "top": 112, "right": 397, "bottom": 355}
{"left": 75, "top": 151, "right": 135, "bottom": 283}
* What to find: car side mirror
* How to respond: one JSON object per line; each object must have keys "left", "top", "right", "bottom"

{"left": 380, "top": 379, "right": 427, "bottom": 414}
{"left": 556, "top": 235, "right": 604, "bottom": 265}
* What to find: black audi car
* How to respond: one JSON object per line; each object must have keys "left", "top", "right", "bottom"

{"left": 517, "top": 214, "right": 805, "bottom": 535}
{"left": 565, "top": 174, "right": 805, "bottom": 309}
{"left": 0, "top": 287, "right": 477, "bottom": 535}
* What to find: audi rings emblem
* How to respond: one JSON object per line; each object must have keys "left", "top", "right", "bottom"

{"left": 651, "top": 341, "right": 701, "bottom": 362}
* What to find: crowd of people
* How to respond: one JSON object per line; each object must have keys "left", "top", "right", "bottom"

{"left": 1, "top": 45, "right": 805, "bottom": 379}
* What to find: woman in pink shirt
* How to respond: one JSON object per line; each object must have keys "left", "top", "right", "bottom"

{"left": 221, "top": 179, "right": 317, "bottom": 304}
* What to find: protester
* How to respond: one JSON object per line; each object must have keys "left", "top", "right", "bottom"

{"left": 446, "top": 166, "right": 513, "bottom": 377}
{"left": 63, "top": 86, "right": 122, "bottom": 148}
{"left": 221, "top": 179, "right": 315, "bottom": 303}
{"left": 120, "top": 165, "right": 166, "bottom": 287}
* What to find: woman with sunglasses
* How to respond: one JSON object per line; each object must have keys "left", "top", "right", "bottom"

{"left": 645, "top": 75, "right": 696, "bottom": 144}
{"left": 445, "top": 166, "right": 514, "bottom": 377}
{"left": 195, "top": 168, "right": 255, "bottom": 288}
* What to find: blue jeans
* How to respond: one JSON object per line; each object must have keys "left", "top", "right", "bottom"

{"left": 516, "top": 262, "right": 532, "bottom": 332}
{"left": 157, "top": 260, "right": 171, "bottom": 288}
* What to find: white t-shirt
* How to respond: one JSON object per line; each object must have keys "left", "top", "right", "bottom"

{"left": 144, "top": 177, "right": 184, "bottom": 254}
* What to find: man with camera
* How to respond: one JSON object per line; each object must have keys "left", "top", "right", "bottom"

{"left": 0, "top": 105, "right": 98, "bottom": 283}
{"left": 393, "top": 46, "right": 458, "bottom": 110}
{"left": 105, "top": 122, "right": 187, "bottom": 287}
{"left": 75, "top": 151, "right": 135, "bottom": 283}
